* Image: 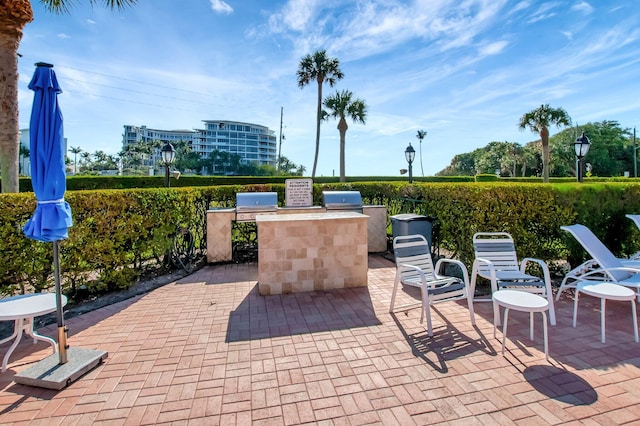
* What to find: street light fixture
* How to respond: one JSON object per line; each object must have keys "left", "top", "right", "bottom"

{"left": 405, "top": 143, "right": 415, "bottom": 183}
{"left": 573, "top": 132, "right": 590, "bottom": 182}
{"left": 161, "top": 142, "right": 176, "bottom": 187}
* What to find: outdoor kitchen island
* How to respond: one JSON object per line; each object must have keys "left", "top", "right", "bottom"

{"left": 255, "top": 211, "right": 368, "bottom": 295}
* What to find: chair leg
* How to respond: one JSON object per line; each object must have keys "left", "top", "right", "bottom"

{"left": 422, "top": 289, "right": 433, "bottom": 337}
{"left": 494, "top": 296, "right": 502, "bottom": 327}
{"left": 389, "top": 273, "right": 401, "bottom": 313}
{"left": 545, "top": 290, "right": 556, "bottom": 326}
{"left": 467, "top": 293, "right": 476, "bottom": 326}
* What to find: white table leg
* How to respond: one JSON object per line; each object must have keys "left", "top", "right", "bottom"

{"left": 493, "top": 300, "right": 498, "bottom": 339}
{"left": 600, "top": 298, "right": 606, "bottom": 343}
{"left": 530, "top": 312, "right": 534, "bottom": 340}
{"left": 631, "top": 300, "right": 639, "bottom": 343}
{"left": 501, "top": 308, "right": 510, "bottom": 355}
{"left": 573, "top": 290, "right": 580, "bottom": 328}
{"left": 1, "top": 317, "right": 57, "bottom": 373}
{"left": 23, "top": 317, "right": 57, "bottom": 353}
{"left": 2, "top": 319, "right": 24, "bottom": 373}
{"left": 542, "top": 311, "right": 549, "bottom": 361}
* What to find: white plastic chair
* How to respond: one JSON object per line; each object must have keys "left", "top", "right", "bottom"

{"left": 626, "top": 214, "right": 640, "bottom": 260}
{"left": 389, "top": 234, "right": 475, "bottom": 336}
{"left": 559, "top": 224, "right": 640, "bottom": 301}
{"left": 470, "top": 232, "right": 556, "bottom": 326}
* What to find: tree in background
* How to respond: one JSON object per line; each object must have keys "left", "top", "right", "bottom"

{"left": 548, "top": 121, "right": 633, "bottom": 177}
{"left": 277, "top": 155, "right": 305, "bottom": 176}
{"left": 322, "top": 90, "right": 367, "bottom": 182}
{"left": 518, "top": 104, "right": 571, "bottom": 183}
{"left": 297, "top": 49, "right": 344, "bottom": 178}
{"left": 172, "top": 140, "right": 201, "bottom": 174}
{"left": 0, "top": 0, "right": 136, "bottom": 193}
{"left": 416, "top": 130, "right": 427, "bottom": 176}
{"left": 80, "top": 151, "right": 92, "bottom": 172}
{"left": 69, "top": 146, "right": 82, "bottom": 174}
{"left": 437, "top": 121, "right": 634, "bottom": 178}
{"left": 437, "top": 152, "right": 476, "bottom": 176}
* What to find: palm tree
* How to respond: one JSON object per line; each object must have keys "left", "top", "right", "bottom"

{"left": 322, "top": 90, "right": 367, "bottom": 182}
{"left": 518, "top": 104, "right": 571, "bottom": 182}
{"left": 80, "top": 151, "right": 92, "bottom": 172}
{"left": 416, "top": 130, "right": 427, "bottom": 177}
{"left": 296, "top": 49, "right": 344, "bottom": 178}
{"left": 0, "top": 0, "right": 136, "bottom": 193}
{"left": 69, "top": 146, "right": 82, "bottom": 174}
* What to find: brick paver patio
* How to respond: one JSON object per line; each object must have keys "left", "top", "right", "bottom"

{"left": 1, "top": 254, "right": 640, "bottom": 425}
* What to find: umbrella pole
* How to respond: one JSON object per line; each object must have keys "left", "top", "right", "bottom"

{"left": 53, "top": 241, "right": 68, "bottom": 364}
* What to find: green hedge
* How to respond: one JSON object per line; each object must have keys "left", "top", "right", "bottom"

{"left": 3, "top": 181, "right": 640, "bottom": 301}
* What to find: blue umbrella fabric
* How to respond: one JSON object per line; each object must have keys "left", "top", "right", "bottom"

{"left": 23, "top": 63, "right": 73, "bottom": 242}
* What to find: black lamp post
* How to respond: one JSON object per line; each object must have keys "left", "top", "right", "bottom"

{"left": 161, "top": 142, "right": 176, "bottom": 187}
{"left": 574, "top": 132, "right": 591, "bottom": 182}
{"left": 405, "top": 143, "right": 416, "bottom": 183}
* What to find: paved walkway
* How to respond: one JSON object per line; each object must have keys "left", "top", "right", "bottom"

{"left": 1, "top": 255, "right": 640, "bottom": 425}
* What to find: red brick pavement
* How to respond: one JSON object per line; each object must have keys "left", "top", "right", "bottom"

{"left": 1, "top": 255, "right": 640, "bottom": 425}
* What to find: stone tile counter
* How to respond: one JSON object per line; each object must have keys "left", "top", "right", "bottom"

{"left": 256, "top": 212, "right": 368, "bottom": 295}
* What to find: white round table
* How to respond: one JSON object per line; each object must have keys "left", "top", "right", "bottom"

{"left": 492, "top": 290, "right": 549, "bottom": 360}
{"left": 0, "top": 293, "right": 67, "bottom": 372}
{"left": 573, "top": 282, "right": 638, "bottom": 344}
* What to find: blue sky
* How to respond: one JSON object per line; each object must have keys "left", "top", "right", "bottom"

{"left": 17, "top": 0, "right": 640, "bottom": 177}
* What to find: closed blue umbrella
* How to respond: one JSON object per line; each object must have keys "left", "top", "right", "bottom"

{"left": 23, "top": 62, "right": 73, "bottom": 364}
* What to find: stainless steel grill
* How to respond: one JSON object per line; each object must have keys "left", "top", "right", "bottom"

{"left": 235, "top": 192, "right": 278, "bottom": 222}
{"left": 322, "top": 191, "right": 363, "bottom": 213}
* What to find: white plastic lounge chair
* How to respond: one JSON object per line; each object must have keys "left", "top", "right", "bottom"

{"left": 558, "top": 224, "right": 640, "bottom": 301}
{"left": 470, "top": 232, "right": 556, "bottom": 326}
{"left": 389, "top": 234, "right": 476, "bottom": 336}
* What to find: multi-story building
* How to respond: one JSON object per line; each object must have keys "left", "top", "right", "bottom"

{"left": 122, "top": 125, "right": 197, "bottom": 167}
{"left": 122, "top": 121, "right": 277, "bottom": 171}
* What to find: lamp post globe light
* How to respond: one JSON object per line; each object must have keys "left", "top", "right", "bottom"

{"left": 405, "top": 143, "right": 416, "bottom": 183}
{"left": 161, "top": 142, "right": 176, "bottom": 187}
{"left": 574, "top": 132, "right": 591, "bottom": 182}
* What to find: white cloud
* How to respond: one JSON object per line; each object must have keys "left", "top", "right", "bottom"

{"left": 572, "top": 1, "right": 594, "bottom": 14}
{"left": 87, "top": 19, "right": 96, "bottom": 24}
{"left": 478, "top": 40, "right": 508, "bottom": 56}
{"left": 57, "top": 33, "right": 70, "bottom": 39}
{"left": 210, "top": 0, "right": 233, "bottom": 14}
{"left": 526, "top": 2, "right": 560, "bottom": 24}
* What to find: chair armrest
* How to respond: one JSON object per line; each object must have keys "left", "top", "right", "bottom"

{"left": 399, "top": 263, "right": 457, "bottom": 289}
{"left": 472, "top": 257, "right": 498, "bottom": 281}
{"left": 435, "top": 258, "right": 470, "bottom": 286}
{"left": 578, "top": 265, "right": 640, "bottom": 282}
{"left": 398, "top": 263, "right": 427, "bottom": 285}
{"left": 520, "top": 257, "right": 551, "bottom": 280}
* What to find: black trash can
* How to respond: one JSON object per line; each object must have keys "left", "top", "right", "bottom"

{"left": 390, "top": 214, "right": 436, "bottom": 250}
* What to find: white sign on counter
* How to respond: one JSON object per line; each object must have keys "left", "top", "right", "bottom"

{"left": 285, "top": 178, "right": 313, "bottom": 207}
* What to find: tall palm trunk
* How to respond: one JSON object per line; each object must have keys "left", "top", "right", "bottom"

{"left": 540, "top": 126, "right": 550, "bottom": 183}
{"left": 338, "top": 118, "right": 348, "bottom": 182}
{"left": 312, "top": 78, "right": 323, "bottom": 178}
{"left": 0, "top": 0, "right": 33, "bottom": 193}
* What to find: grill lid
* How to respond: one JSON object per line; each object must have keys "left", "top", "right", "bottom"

{"left": 236, "top": 192, "right": 278, "bottom": 212}
{"left": 322, "top": 191, "right": 363, "bottom": 209}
